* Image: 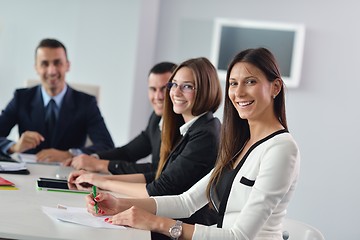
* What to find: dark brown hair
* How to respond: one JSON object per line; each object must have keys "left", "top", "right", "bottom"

{"left": 35, "top": 38, "right": 68, "bottom": 61}
{"left": 149, "top": 62, "right": 177, "bottom": 76}
{"left": 206, "top": 47, "right": 287, "bottom": 199}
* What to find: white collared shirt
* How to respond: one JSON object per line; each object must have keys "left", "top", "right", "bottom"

{"left": 41, "top": 84, "right": 67, "bottom": 108}
{"left": 179, "top": 112, "right": 207, "bottom": 136}
{"left": 41, "top": 84, "right": 68, "bottom": 118}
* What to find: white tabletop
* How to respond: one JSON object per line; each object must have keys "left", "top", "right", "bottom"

{"left": 0, "top": 164, "right": 150, "bottom": 240}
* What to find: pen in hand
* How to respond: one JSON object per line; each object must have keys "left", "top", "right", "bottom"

{"left": 92, "top": 185, "right": 98, "bottom": 214}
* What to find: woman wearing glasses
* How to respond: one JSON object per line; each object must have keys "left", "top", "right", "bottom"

{"left": 85, "top": 48, "right": 300, "bottom": 240}
{"left": 69, "top": 57, "right": 222, "bottom": 225}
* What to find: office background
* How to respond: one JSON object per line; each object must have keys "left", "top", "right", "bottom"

{"left": 0, "top": 0, "right": 358, "bottom": 239}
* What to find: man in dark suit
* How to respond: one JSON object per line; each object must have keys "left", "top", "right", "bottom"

{"left": 64, "top": 62, "right": 176, "bottom": 174}
{"left": 0, "top": 38, "right": 114, "bottom": 162}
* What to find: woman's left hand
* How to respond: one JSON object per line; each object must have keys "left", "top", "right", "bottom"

{"left": 106, "top": 206, "right": 158, "bottom": 231}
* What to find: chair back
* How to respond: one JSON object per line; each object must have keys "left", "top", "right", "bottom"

{"left": 282, "top": 218, "right": 325, "bottom": 240}
{"left": 25, "top": 79, "right": 100, "bottom": 103}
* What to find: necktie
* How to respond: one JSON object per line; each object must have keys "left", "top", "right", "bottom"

{"left": 45, "top": 99, "right": 57, "bottom": 144}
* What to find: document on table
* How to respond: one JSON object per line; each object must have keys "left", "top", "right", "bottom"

{"left": 17, "top": 153, "right": 60, "bottom": 165}
{"left": 17, "top": 153, "right": 37, "bottom": 163}
{"left": 0, "top": 161, "right": 29, "bottom": 174}
{"left": 0, "top": 161, "right": 27, "bottom": 171}
{"left": 42, "top": 206, "right": 126, "bottom": 229}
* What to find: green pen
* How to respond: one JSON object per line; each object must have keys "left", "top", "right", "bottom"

{"left": 92, "top": 185, "right": 98, "bottom": 214}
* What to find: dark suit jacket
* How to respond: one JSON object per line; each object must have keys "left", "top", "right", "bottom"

{"left": 98, "top": 112, "right": 161, "bottom": 175}
{"left": 145, "top": 112, "right": 220, "bottom": 195}
{"left": 0, "top": 85, "right": 114, "bottom": 154}
{"left": 145, "top": 111, "right": 221, "bottom": 226}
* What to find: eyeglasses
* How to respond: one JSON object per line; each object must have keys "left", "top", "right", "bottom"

{"left": 166, "top": 82, "right": 196, "bottom": 93}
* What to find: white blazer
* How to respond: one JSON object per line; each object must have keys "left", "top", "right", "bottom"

{"left": 154, "top": 130, "right": 300, "bottom": 240}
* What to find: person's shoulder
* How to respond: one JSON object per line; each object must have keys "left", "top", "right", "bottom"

{"left": 15, "top": 85, "right": 38, "bottom": 94}
{"left": 199, "top": 112, "right": 221, "bottom": 127}
{"left": 274, "top": 131, "right": 297, "bottom": 143}
{"left": 268, "top": 131, "right": 299, "bottom": 153}
{"left": 13, "top": 85, "right": 39, "bottom": 99}
{"left": 149, "top": 111, "right": 161, "bottom": 121}
{"left": 190, "top": 112, "right": 221, "bottom": 135}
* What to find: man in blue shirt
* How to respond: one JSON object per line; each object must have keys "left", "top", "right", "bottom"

{"left": 0, "top": 38, "right": 114, "bottom": 162}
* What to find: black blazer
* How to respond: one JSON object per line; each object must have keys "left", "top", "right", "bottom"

{"left": 145, "top": 111, "right": 221, "bottom": 196}
{"left": 145, "top": 112, "right": 221, "bottom": 227}
{"left": 0, "top": 85, "right": 114, "bottom": 154}
{"left": 99, "top": 112, "right": 161, "bottom": 174}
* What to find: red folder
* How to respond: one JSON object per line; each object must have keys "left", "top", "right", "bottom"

{"left": 0, "top": 176, "right": 15, "bottom": 186}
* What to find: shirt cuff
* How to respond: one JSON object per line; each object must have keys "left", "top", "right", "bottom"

{"left": 1, "top": 141, "right": 15, "bottom": 154}
{"left": 90, "top": 153, "right": 100, "bottom": 159}
{"left": 68, "top": 148, "right": 83, "bottom": 156}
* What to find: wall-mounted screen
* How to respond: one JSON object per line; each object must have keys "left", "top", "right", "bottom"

{"left": 211, "top": 18, "right": 305, "bottom": 88}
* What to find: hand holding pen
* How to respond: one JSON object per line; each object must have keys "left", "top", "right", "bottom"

{"left": 86, "top": 191, "right": 122, "bottom": 216}
{"left": 92, "top": 185, "right": 98, "bottom": 214}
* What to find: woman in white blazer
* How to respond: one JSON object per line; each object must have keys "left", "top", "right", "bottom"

{"left": 85, "top": 48, "right": 300, "bottom": 240}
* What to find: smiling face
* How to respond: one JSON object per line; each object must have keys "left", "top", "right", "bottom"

{"left": 228, "top": 62, "right": 281, "bottom": 123}
{"left": 148, "top": 72, "right": 172, "bottom": 116}
{"left": 169, "top": 67, "right": 196, "bottom": 122}
{"left": 35, "top": 47, "right": 70, "bottom": 96}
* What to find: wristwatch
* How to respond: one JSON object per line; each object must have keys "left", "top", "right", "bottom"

{"left": 169, "top": 220, "right": 183, "bottom": 240}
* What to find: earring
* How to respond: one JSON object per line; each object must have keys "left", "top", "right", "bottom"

{"left": 273, "top": 95, "right": 276, "bottom": 99}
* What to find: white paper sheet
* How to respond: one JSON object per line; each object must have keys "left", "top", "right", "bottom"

{"left": 17, "top": 153, "right": 60, "bottom": 165}
{"left": 17, "top": 153, "right": 38, "bottom": 163}
{"left": 0, "top": 161, "right": 27, "bottom": 171}
{"left": 42, "top": 206, "right": 126, "bottom": 229}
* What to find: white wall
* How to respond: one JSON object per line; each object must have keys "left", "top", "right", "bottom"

{"left": 155, "top": 0, "right": 360, "bottom": 239}
{"left": 0, "top": 0, "right": 153, "bottom": 146}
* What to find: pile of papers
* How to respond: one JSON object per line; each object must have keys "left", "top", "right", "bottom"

{"left": 0, "top": 161, "right": 29, "bottom": 174}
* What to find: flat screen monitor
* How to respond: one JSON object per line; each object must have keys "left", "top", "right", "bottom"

{"left": 211, "top": 18, "right": 305, "bottom": 88}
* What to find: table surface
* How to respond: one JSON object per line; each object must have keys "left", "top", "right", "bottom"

{"left": 0, "top": 163, "right": 150, "bottom": 240}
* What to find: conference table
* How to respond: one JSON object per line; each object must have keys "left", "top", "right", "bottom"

{"left": 0, "top": 163, "right": 151, "bottom": 240}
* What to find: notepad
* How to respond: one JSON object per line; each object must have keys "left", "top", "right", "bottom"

{"left": 0, "top": 186, "right": 18, "bottom": 190}
{"left": 0, "top": 161, "right": 30, "bottom": 174}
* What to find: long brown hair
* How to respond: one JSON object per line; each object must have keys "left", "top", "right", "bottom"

{"left": 206, "top": 48, "right": 288, "bottom": 199}
{"left": 155, "top": 57, "right": 222, "bottom": 179}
